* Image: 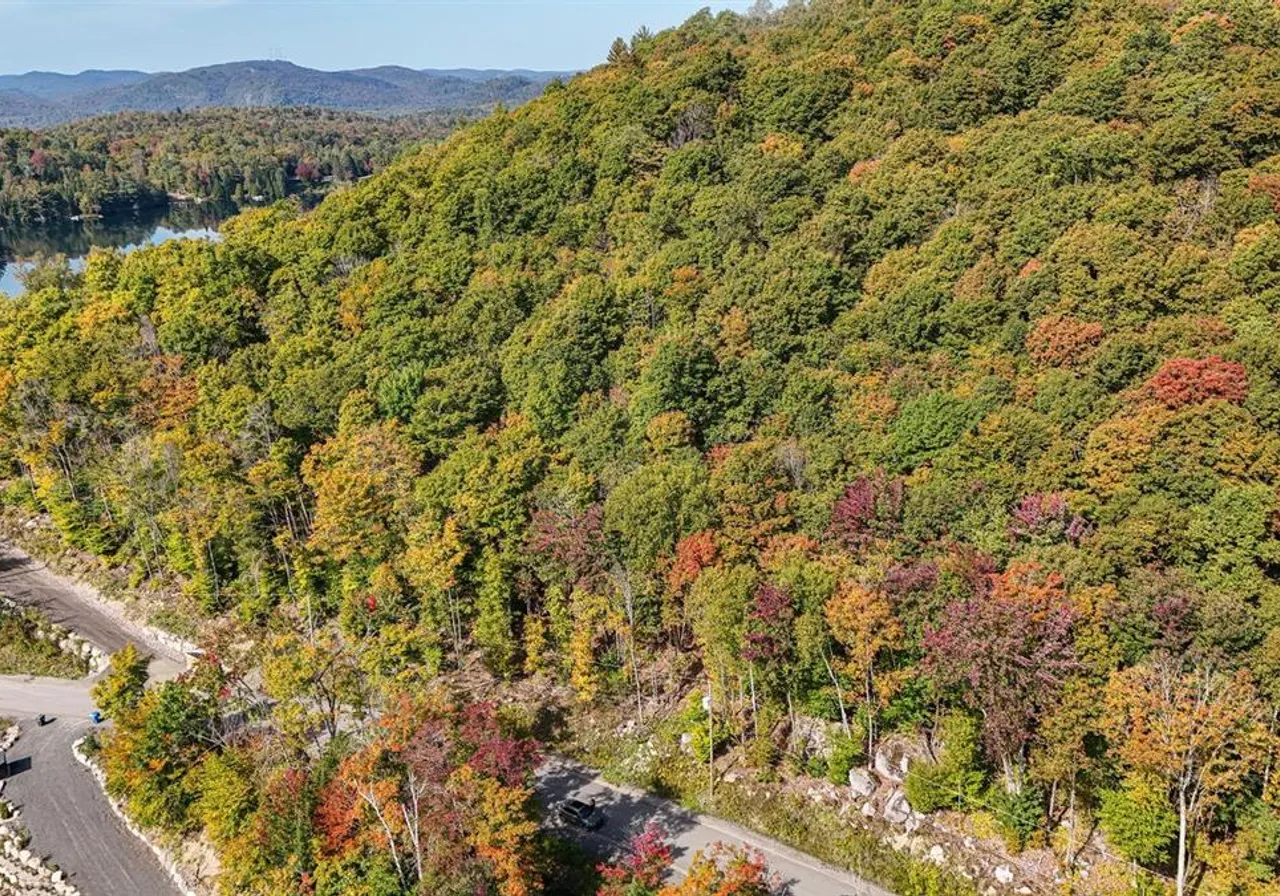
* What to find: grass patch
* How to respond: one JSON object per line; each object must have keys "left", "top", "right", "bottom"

{"left": 0, "top": 606, "right": 89, "bottom": 679}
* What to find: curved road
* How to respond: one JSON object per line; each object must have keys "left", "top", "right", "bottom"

{"left": 0, "top": 541, "right": 184, "bottom": 896}
{"left": 0, "top": 542, "right": 184, "bottom": 679}
{"left": 0, "top": 538, "right": 894, "bottom": 896}
{"left": 537, "top": 757, "right": 895, "bottom": 896}
{"left": 2, "top": 717, "right": 182, "bottom": 896}
{"left": 0, "top": 675, "right": 94, "bottom": 720}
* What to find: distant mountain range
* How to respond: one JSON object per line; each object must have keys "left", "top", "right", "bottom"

{"left": 0, "top": 61, "right": 573, "bottom": 128}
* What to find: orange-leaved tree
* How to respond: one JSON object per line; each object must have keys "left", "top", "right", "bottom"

{"left": 1103, "top": 659, "right": 1272, "bottom": 896}
{"left": 825, "top": 579, "right": 903, "bottom": 760}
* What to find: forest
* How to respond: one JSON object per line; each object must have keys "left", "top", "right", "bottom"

{"left": 0, "top": 107, "right": 457, "bottom": 225}
{"left": 4, "top": 0, "right": 1280, "bottom": 893}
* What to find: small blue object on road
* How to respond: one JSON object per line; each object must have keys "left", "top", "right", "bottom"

{"left": 90, "top": 711, "right": 102, "bottom": 724}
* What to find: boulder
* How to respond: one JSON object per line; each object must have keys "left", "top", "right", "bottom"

{"left": 873, "top": 748, "right": 902, "bottom": 782}
{"left": 848, "top": 768, "right": 877, "bottom": 798}
{"left": 994, "top": 865, "right": 1015, "bottom": 884}
{"left": 883, "top": 789, "right": 914, "bottom": 825}
{"left": 789, "top": 715, "right": 837, "bottom": 761}
{"left": 873, "top": 737, "right": 917, "bottom": 782}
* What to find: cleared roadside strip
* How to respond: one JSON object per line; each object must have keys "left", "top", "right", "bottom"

{"left": 536, "top": 756, "right": 895, "bottom": 896}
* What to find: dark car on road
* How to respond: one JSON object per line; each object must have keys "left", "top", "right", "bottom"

{"left": 557, "top": 798, "right": 605, "bottom": 830}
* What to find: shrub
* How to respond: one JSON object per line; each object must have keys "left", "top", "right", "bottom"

{"left": 904, "top": 760, "right": 956, "bottom": 814}
{"left": 827, "top": 733, "right": 866, "bottom": 787}
{"left": 903, "top": 712, "right": 987, "bottom": 814}
{"left": 1026, "top": 315, "right": 1105, "bottom": 367}
{"left": 0, "top": 607, "right": 89, "bottom": 679}
{"left": 985, "top": 783, "right": 1046, "bottom": 851}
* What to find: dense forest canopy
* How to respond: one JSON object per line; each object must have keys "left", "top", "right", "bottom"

{"left": 0, "top": 107, "right": 458, "bottom": 225}
{"left": 5, "top": 0, "right": 1280, "bottom": 893}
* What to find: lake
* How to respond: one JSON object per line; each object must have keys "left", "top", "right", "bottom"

{"left": 0, "top": 202, "right": 233, "bottom": 298}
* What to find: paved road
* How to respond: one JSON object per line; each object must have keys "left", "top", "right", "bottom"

{"left": 0, "top": 541, "right": 184, "bottom": 680}
{"left": 2, "top": 717, "right": 181, "bottom": 896}
{"left": 0, "top": 675, "right": 94, "bottom": 719}
{"left": 0, "top": 538, "right": 892, "bottom": 896}
{"left": 0, "top": 539, "right": 183, "bottom": 896}
{"left": 536, "top": 757, "right": 895, "bottom": 896}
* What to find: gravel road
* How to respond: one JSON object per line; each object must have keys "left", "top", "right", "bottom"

{"left": 0, "top": 676, "right": 94, "bottom": 719}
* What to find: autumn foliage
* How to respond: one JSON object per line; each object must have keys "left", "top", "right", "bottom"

{"left": 1140, "top": 356, "right": 1249, "bottom": 408}
{"left": 17, "top": 0, "right": 1280, "bottom": 891}
{"left": 1025, "top": 315, "right": 1105, "bottom": 368}
{"left": 828, "top": 471, "right": 903, "bottom": 551}
{"left": 315, "top": 693, "right": 542, "bottom": 896}
{"left": 923, "top": 564, "right": 1077, "bottom": 777}
{"left": 599, "top": 829, "right": 789, "bottom": 896}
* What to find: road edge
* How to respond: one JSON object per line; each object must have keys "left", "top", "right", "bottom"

{"left": 0, "top": 724, "right": 84, "bottom": 896}
{"left": 71, "top": 737, "right": 198, "bottom": 896}
{"left": 0, "top": 539, "right": 194, "bottom": 667}
{"left": 540, "top": 755, "right": 897, "bottom": 896}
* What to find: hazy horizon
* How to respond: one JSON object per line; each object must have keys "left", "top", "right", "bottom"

{"left": 0, "top": 0, "right": 747, "bottom": 76}
{"left": 0, "top": 60, "right": 577, "bottom": 78}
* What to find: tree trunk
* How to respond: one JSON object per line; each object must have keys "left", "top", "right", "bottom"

{"left": 206, "top": 540, "right": 221, "bottom": 603}
{"left": 1001, "top": 754, "right": 1020, "bottom": 794}
{"left": 362, "top": 791, "right": 407, "bottom": 889}
{"left": 749, "top": 665, "right": 759, "bottom": 719}
{"left": 821, "top": 651, "right": 850, "bottom": 738}
{"left": 707, "top": 675, "right": 715, "bottom": 802}
{"left": 1064, "top": 777, "right": 1076, "bottom": 894}
{"left": 1176, "top": 786, "right": 1189, "bottom": 896}
{"left": 865, "top": 666, "right": 876, "bottom": 765}
{"left": 623, "top": 581, "right": 643, "bottom": 725}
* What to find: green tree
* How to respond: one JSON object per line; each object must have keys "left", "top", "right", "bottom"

{"left": 91, "top": 643, "right": 151, "bottom": 720}
{"left": 1099, "top": 774, "right": 1179, "bottom": 866}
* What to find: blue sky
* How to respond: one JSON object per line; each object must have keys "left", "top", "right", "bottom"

{"left": 0, "top": 0, "right": 749, "bottom": 75}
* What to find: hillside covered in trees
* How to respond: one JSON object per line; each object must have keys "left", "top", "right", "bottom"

{"left": 4, "top": 0, "right": 1280, "bottom": 893}
{"left": 0, "top": 108, "right": 458, "bottom": 226}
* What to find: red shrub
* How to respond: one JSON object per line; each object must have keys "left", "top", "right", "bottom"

{"left": 1142, "top": 356, "right": 1248, "bottom": 408}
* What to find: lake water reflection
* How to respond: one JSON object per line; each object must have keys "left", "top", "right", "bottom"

{"left": 0, "top": 202, "right": 233, "bottom": 297}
